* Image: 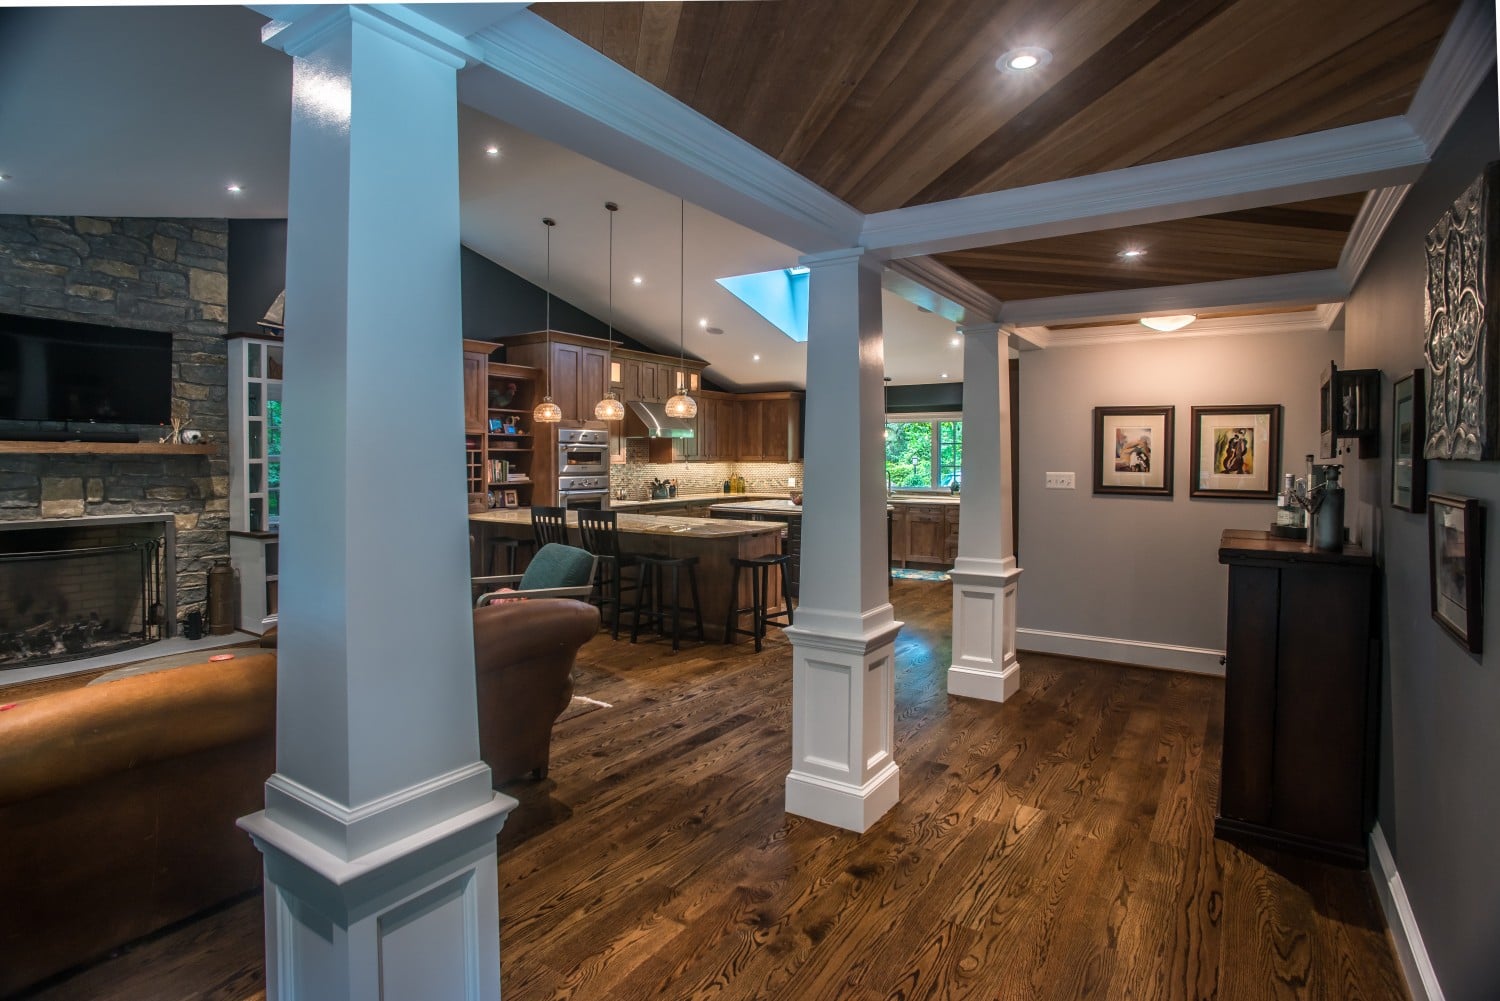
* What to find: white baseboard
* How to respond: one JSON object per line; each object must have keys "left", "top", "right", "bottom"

{"left": 1016, "top": 627, "right": 1225, "bottom": 676}
{"left": 1370, "top": 823, "right": 1446, "bottom": 1001}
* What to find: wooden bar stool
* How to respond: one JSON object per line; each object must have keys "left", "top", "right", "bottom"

{"left": 630, "top": 554, "right": 705, "bottom": 652}
{"left": 577, "top": 509, "right": 639, "bottom": 639}
{"left": 487, "top": 537, "right": 535, "bottom": 576}
{"left": 725, "top": 551, "right": 793, "bottom": 652}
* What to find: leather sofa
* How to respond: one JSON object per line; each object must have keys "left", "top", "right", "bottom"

{"left": 0, "top": 654, "right": 277, "bottom": 997}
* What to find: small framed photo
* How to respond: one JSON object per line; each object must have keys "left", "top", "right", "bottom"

{"left": 1190, "top": 405, "right": 1282, "bottom": 499}
{"left": 488, "top": 418, "right": 505, "bottom": 433}
{"left": 1429, "top": 493, "right": 1485, "bottom": 653}
{"left": 502, "top": 489, "right": 520, "bottom": 509}
{"left": 1092, "top": 406, "right": 1174, "bottom": 496}
{"left": 1391, "top": 370, "right": 1427, "bottom": 512}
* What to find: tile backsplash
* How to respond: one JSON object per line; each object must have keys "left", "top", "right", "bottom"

{"left": 610, "top": 440, "right": 803, "bottom": 500}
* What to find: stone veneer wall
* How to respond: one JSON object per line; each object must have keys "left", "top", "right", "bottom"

{"left": 0, "top": 215, "right": 231, "bottom": 625}
{"left": 610, "top": 439, "right": 803, "bottom": 501}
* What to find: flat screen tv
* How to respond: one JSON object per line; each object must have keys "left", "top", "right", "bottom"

{"left": 0, "top": 312, "right": 173, "bottom": 426}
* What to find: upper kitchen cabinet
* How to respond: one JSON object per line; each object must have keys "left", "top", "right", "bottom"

{"left": 462, "top": 339, "right": 493, "bottom": 434}
{"left": 500, "top": 331, "right": 610, "bottom": 422}
{"left": 735, "top": 392, "right": 803, "bottom": 462}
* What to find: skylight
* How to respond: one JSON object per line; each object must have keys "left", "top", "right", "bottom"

{"left": 717, "top": 267, "right": 809, "bottom": 342}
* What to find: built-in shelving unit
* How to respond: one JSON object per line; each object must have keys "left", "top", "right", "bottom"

{"left": 463, "top": 340, "right": 544, "bottom": 506}
{"left": 228, "top": 333, "right": 283, "bottom": 635}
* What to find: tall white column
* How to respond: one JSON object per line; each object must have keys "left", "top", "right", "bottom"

{"left": 240, "top": 9, "right": 510, "bottom": 1000}
{"left": 948, "top": 323, "right": 1023, "bottom": 702}
{"left": 784, "top": 248, "right": 902, "bottom": 833}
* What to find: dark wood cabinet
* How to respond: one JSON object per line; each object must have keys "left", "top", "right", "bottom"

{"left": 462, "top": 347, "right": 489, "bottom": 434}
{"left": 1216, "top": 530, "right": 1379, "bottom": 866}
{"left": 737, "top": 399, "right": 764, "bottom": 459}
{"left": 904, "top": 506, "right": 948, "bottom": 564}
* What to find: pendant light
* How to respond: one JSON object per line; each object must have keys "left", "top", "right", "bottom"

{"left": 594, "top": 201, "right": 627, "bottom": 422}
{"left": 664, "top": 198, "right": 698, "bottom": 419}
{"left": 532, "top": 216, "right": 562, "bottom": 424}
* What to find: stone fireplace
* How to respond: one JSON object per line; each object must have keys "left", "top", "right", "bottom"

{"left": 0, "top": 515, "right": 174, "bottom": 668}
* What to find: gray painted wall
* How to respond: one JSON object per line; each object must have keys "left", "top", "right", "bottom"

{"left": 1343, "top": 73, "right": 1500, "bottom": 1001}
{"left": 1016, "top": 325, "right": 1340, "bottom": 653}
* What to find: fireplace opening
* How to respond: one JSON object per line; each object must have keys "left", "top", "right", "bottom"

{"left": 0, "top": 525, "right": 166, "bottom": 669}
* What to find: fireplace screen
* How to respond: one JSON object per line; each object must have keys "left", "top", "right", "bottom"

{"left": 0, "top": 530, "right": 164, "bottom": 668}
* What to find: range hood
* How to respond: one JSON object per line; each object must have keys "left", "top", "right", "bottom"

{"left": 624, "top": 400, "right": 696, "bottom": 439}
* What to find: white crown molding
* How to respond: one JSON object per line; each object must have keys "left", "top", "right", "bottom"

{"left": 461, "top": 12, "right": 862, "bottom": 253}
{"left": 862, "top": 118, "right": 1429, "bottom": 260}
{"left": 1033, "top": 308, "right": 1333, "bottom": 350}
{"left": 1340, "top": 185, "right": 1414, "bottom": 287}
{"left": 1405, "top": 0, "right": 1496, "bottom": 155}
{"left": 883, "top": 257, "right": 1002, "bottom": 325}
{"left": 997, "top": 270, "right": 1348, "bottom": 329}
{"left": 1315, "top": 301, "right": 1345, "bottom": 330}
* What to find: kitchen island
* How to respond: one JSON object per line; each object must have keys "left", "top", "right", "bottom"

{"left": 470, "top": 508, "right": 785, "bottom": 643}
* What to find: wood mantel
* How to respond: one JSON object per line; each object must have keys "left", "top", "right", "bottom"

{"left": 0, "top": 441, "right": 217, "bottom": 456}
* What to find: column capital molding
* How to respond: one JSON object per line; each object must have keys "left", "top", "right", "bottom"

{"left": 958, "top": 322, "right": 1005, "bottom": 339}
{"left": 797, "top": 246, "right": 881, "bottom": 274}
{"left": 262, "top": 4, "right": 474, "bottom": 69}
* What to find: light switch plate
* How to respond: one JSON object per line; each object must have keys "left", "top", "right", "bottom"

{"left": 1045, "top": 472, "right": 1076, "bottom": 490}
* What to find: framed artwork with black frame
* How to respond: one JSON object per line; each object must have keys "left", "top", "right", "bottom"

{"left": 1391, "top": 370, "right": 1427, "bottom": 512}
{"left": 1092, "top": 406, "right": 1174, "bottom": 496}
{"left": 1428, "top": 493, "right": 1485, "bottom": 653}
{"left": 1190, "top": 405, "right": 1282, "bottom": 499}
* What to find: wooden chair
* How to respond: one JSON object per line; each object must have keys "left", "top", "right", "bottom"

{"left": 576, "top": 509, "right": 640, "bottom": 639}
{"left": 531, "top": 505, "right": 569, "bottom": 548}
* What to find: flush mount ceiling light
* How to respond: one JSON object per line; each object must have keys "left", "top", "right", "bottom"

{"left": 705, "top": 326, "right": 724, "bottom": 336}
{"left": 997, "top": 46, "right": 1052, "bottom": 73}
{"left": 1140, "top": 314, "right": 1197, "bottom": 332}
{"left": 532, "top": 217, "right": 563, "bottom": 423}
{"left": 594, "top": 202, "right": 627, "bottom": 423}
{"left": 1117, "top": 248, "right": 1146, "bottom": 259}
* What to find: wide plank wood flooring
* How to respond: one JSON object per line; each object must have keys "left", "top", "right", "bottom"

{"left": 20, "top": 580, "right": 1407, "bottom": 1000}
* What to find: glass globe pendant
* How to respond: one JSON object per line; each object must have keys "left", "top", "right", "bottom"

{"left": 533, "top": 216, "right": 562, "bottom": 424}
{"left": 665, "top": 198, "right": 697, "bottom": 419}
{"left": 594, "top": 392, "right": 625, "bottom": 421}
{"left": 594, "top": 201, "right": 627, "bottom": 423}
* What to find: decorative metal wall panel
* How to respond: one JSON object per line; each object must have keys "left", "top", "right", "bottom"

{"left": 1424, "top": 162, "right": 1500, "bottom": 461}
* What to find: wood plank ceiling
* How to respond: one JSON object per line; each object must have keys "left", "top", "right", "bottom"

{"left": 935, "top": 193, "right": 1367, "bottom": 301}
{"left": 534, "top": 0, "right": 1460, "bottom": 214}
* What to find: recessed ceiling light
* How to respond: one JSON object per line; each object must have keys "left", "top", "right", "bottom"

{"left": 752, "top": 354, "right": 761, "bottom": 362}
{"left": 226, "top": 183, "right": 243, "bottom": 194}
{"left": 1140, "top": 314, "right": 1197, "bottom": 332}
{"left": 699, "top": 318, "right": 708, "bottom": 327}
{"left": 1118, "top": 248, "right": 1146, "bottom": 259}
{"left": 941, "top": 372, "right": 950, "bottom": 379}
{"left": 632, "top": 275, "right": 644, "bottom": 286}
{"left": 485, "top": 145, "right": 500, "bottom": 157}
{"left": 705, "top": 326, "right": 724, "bottom": 336}
{"left": 950, "top": 335, "right": 961, "bottom": 347}
{"left": 997, "top": 47, "right": 1052, "bottom": 73}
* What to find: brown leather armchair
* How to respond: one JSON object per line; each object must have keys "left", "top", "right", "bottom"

{"left": 474, "top": 597, "right": 600, "bottom": 784}
{"left": 0, "top": 655, "right": 276, "bottom": 997}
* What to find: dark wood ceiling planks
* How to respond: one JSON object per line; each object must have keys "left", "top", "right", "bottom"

{"left": 934, "top": 194, "right": 1367, "bottom": 301}
{"left": 534, "top": 0, "right": 1459, "bottom": 213}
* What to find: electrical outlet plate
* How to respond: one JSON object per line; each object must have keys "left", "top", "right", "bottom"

{"left": 1045, "top": 472, "right": 1075, "bottom": 489}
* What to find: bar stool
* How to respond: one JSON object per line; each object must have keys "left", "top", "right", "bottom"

{"left": 531, "top": 506, "right": 569, "bottom": 548}
{"left": 630, "top": 554, "right": 705, "bottom": 652}
{"left": 487, "top": 537, "right": 535, "bottom": 576}
{"left": 725, "top": 550, "right": 793, "bottom": 652}
{"left": 577, "top": 509, "right": 639, "bottom": 639}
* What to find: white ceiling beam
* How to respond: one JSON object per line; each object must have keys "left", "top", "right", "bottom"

{"left": 861, "top": 118, "right": 1429, "bottom": 260}
{"left": 459, "top": 11, "right": 862, "bottom": 254}
{"left": 1405, "top": 0, "right": 1496, "bottom": 155}
{"left": 997, "top": 270, "right": 1348, "bottom": 329}
{"left": 882, "top": 257, "right": 1002, "bottom": 326}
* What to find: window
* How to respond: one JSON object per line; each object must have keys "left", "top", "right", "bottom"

{"left": 885, "top": 416, "right": 962, "bottom": 489}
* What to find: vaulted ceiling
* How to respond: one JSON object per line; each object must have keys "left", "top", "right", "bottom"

{"left": 535, "top": 0, "right": 1460, "bottom": 214}
{"left": 936, "top": 193, "right": 1365, "bottom": 301}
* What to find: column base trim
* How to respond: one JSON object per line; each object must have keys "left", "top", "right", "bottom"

{"left": 786, "top": 761, "right": 899, "bottom": 834}
{"left": 1370, "top": 823, "right": 1446, "bottom": 1001}
{"left": 1017, "top": 627, "right": 1225, "bottom": 676}
{"left": 948, "top": 658, "right": 1020, "bottom": 702}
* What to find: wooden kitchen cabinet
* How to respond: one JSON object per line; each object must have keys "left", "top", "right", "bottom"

{"left": 737, "top": 399, "right": 764, "bottom": 459}
{"left": 462, "top": 343, "right": 490, "bottom": 433}
{"left": 904, "top": 505, "right": 948, "bottom": 564}
{"left": 546, "top": 341, "right": 609, "bottom": 421}
{"left": 889, "top": 506, "right": 908, "bottom": 564}
{"left": 1216, "top": 530, "right": 1379, "bottom": 866}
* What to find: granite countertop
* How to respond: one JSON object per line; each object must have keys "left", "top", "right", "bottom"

{"left": 709, "top": 499, "right": 803, "bottom": 516}
{"left": 610, "top": 492, "right": 789, "bottom": 510}
{"left": 888, "top": 494, "right": 962, "bottom": 505}
{"left": 471, "top": 508, "right": 781, "bottom": 539}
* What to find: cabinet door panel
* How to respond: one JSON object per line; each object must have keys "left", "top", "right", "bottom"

{"left": 1221, "top": 565, "right": 1280, "bottom": 826}
{"left": 738, "top": 400, "right": 764, "bottom": 459}
{"left": 463, "top": 353, "right": 486, "bottom": 433}
{"left": 580, "top": 348, "right": 608, "bottom": 420}
{"left": 551, "top": 343, "right": 581, "bottom": 420}
{"left": 906, "top": 509, "right": 946, "bottom": 562}
{"left": 761, "top": 398, "right": 789, "bottom": 461}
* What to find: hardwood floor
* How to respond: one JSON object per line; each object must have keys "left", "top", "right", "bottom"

{"left": 21, "top": 581, "right": 1407, "bottom": 1001}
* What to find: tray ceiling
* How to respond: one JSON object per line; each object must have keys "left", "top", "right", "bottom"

{"left": 534, "top": 0, "right": 1460, "bottom": 213}
{"left": 934, "top": 193, "right": 1367, "bottom": 302}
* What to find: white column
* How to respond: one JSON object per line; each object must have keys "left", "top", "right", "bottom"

{"left": 948, "top": 323, "right": 1023, "bottom": 702}
{"left": 784, "top": 248, "right": 902, "bottom": 833}
{"left": 240, "top": 10, "right": 510, "bottom": 1000}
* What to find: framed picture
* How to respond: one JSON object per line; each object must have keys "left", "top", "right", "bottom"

{"left": 1429, "top": 493, "right": 1485, "bottom": 653}
{"left": 1092, "top": 406, "right": 1174, "bottom": 496}
{"left": 488, "top": 418, "right": 505, "bottom": 433}
{"left": 501, "top": 489, "right": 519, "bottom": 509}
{"left": 1424, "top": 160, "right": 1500, "bottom": 460}
{"left": 1190, "top": 405, "right": 1283, "bottom": 499}
{"left": 1391, "top": 370, "right": 1427, "bottom": 512}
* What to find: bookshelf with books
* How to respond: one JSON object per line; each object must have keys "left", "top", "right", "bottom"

{"left": 462, "top": 341, "right": 544, "bottom": 507}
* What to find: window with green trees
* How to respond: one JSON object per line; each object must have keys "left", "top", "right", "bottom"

{"left": 885, "top": 417, "right": 962, "bottom": 488}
